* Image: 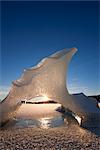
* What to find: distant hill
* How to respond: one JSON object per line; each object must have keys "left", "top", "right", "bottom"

{"left": 88, "top": 95, "right": 100, "bottom": 102}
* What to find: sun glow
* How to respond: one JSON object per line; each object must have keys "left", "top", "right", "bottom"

{"left": 42, "top": 95, "right": 50, "bottom": 102}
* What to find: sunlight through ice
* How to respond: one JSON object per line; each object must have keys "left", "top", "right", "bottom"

{"left": 26, "top": 95, "right": 50, "bottom": 103}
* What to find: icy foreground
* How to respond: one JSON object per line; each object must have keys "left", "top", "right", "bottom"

{"left": 0, "top": 48, "right": 100, "bottom": 127}
{"left": 0, "top": 125, "right": 100, "bottom": 150}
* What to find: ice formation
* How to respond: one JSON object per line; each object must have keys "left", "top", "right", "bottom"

{"left": 0, "top": 48, "right": 100, "bottom": 127}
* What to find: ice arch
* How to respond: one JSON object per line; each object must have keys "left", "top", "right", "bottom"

{"left": 0, "top": 48, "right": 100, "bottom": 127}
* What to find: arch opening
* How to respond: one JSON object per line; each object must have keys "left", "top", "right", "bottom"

{"left": 13, "top": 96, "right": 82, "bottom": 128}
{"left": 7, "top": 96, "right": 63, "bottom": 129}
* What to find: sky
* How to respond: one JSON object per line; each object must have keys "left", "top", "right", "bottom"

{"left": 0, "top": 1, "right": 100, "bottom": 97}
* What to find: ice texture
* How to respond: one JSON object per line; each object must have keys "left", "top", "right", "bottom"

{"left": 0, "top": 48, "right": 100, "bottom": 127}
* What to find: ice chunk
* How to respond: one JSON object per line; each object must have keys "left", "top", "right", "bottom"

{"left": 0, "top": 47, "right": 99, "bottom": 127}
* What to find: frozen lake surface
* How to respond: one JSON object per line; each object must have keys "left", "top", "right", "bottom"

{"left": 5, "top": 103, "right": 77, "bottom": 129}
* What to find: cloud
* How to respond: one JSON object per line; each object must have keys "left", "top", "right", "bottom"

{"left": 67, "top": 78, "right": 92, "bottom": 96}
{"left": 68, "top": 77, "right": 100, "bottom": 96}
{"left": 68, "top": 85, "right": 90, "bottom": 95}
{"left": 0, "top": 85, "right": 10, "bottom": 91}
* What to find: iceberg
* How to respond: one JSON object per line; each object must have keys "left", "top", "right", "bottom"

{"left": 0, "top": 48, "right": 100, "bottom": 127}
